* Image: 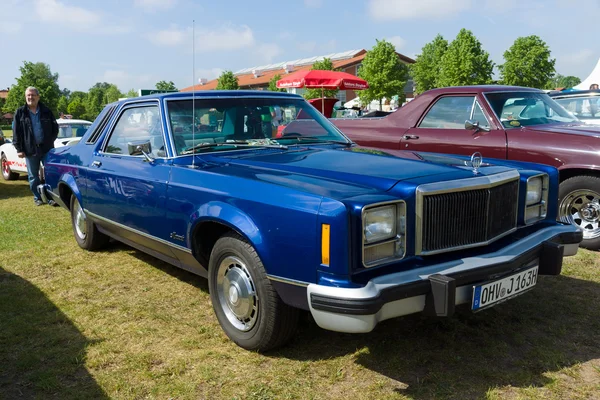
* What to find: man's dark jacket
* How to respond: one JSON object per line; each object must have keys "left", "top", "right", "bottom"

{"left": 12, "top": 102, "right": 58, "bottom": 156}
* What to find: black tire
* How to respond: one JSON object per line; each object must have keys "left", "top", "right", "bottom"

{"left": 70, "top": 195, "right": 109, "bottom": 251}
{"left": 1, "top": 153, "right": 18, "bottom": 181}
{"left": 208, "top": 232, "right": 299, "bottom": 351}
{"left": 559, "top": 175, "right": 600, "bottom": 250}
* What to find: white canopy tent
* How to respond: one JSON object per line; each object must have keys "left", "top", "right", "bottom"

{"left": 574, "top": 57, "right": 600, "bottom": 90}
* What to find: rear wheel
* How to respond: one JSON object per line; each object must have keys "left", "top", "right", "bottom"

{"left": 70, "top": 195, "right": 109, "bottom": 251}
{"left": 1, "top": 153, "right": 18, "bottom": 181}
{"left": 559, "top": 175, "right": 600, "bottom": 250}
{"left": 208, "top": 232, "right": 299, "bottom": 351}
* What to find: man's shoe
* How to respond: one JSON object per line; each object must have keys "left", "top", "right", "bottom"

{"left": 47, "top": 200, "right": 58, "bottom": 207}
{"left": 34, "top": 199, "right": 44, "bottom": 206}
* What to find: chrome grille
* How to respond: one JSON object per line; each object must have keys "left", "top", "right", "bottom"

{"left": 416, "top": 172, "right": 519, "bottom": 255}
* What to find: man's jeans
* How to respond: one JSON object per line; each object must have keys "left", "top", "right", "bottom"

{"left": 25, "top": 153, "right": 46, "bottom": 201}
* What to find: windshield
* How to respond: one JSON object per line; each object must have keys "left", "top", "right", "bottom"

{"left": 485, "top": 91, "right": 578, "bottom": 128}
{"left": 553, "top": 94, "right": 600, "bottom": 122}
{"left": 166, "top": 97, "right": 350, "bottom": 155}
{"left": 57, "top": 123, "right": 92, "bottom": 138}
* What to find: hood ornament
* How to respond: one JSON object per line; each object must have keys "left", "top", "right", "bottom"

{"left": 470, "top": 152, "right": 483, "bottom": 175}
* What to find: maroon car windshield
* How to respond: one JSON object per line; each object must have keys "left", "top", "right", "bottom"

{"left": 485, "top": 92, "right": 578, "bottom": 128}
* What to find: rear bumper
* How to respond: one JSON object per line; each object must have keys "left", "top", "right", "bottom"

{"left": 307, "top": 224, "right": 582, "bottom": 333}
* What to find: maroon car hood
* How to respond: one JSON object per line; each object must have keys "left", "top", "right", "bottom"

{"left": 526, "top": 124, "right": 600, "bottom": 138}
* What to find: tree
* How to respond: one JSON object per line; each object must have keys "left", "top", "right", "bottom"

{"left": 499, "top": 35, "right": 555, "bottom": 89}
{"left": 304, "top": 58, "right": 338, "bottom": 100}
{"left": 268, "top": 74, "right": 287, "bottom": 92}
{"left": 84, "top": 82, "right": 122, "bottom": 120}
{"left": 105, "top": 84, "right": 123, "bottom": 103}
{"left": 215, "top": 71, "right": 239, "bottom": 90}
{"left": 70, "top": 91, "right": 87, "bottom": 102}
{"left": 410, "top": 34, "right": 448, "bottom": 93}
{"left": 57, "top": 95, "right": 69, "bottom": 116}
{"left": 358, "top": 39, "right": 409, "bottom": 110}
{"left": 2, "top": 61, "right": 61, "bottom": 115}
{"left": 67, "top": 98, "right": 86, "bottom": 119}
{"left": 548, "top": 74, "right": 581, "bottom": 90}
{"left": 125, "top": 88, "right": 138, "bottom": 98}
{"left": 155, "top": 80, "right": 178, "bottom": 91}
{"left": 437, "top": 29, "right": 494, "bottom": 87}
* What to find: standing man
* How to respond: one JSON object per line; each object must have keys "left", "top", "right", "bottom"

{"left": 13, "top": 86, "right": 58, "bottom": 206}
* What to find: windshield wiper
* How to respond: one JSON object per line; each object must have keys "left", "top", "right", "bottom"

{"left": 281, "top": 136, "right": 353, "bottom": 147}
{"left": 181, "top": 140, "right": 288, "bottom": 155}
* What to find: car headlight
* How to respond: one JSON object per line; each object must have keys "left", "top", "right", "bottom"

{"left": 525, "top": 174, "right": 549, "bottom": 224}
{"left": 362, "top": 202, "right": 406, "bottom": 267}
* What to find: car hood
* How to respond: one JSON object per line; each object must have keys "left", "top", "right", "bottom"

{"left": 202, "top": 146, "right": 513, "bottom": 199}
{"left": 525, "top": 123, "right": 600, "bottom": 138}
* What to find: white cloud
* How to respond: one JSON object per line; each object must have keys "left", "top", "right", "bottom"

{"left": 560, "top": 49, "right": 595, "bottom": 68}
{"left": 257, "top": 43, "right": 283, "bottom": 63}
{"left": 196, "top": 24, "right": 255, "bottom": 52}
{"left": 101, "top": 70, "right": 154, "bottom": 92}
{"left": 304, "top": 0, "right": 323, "bottom": 7}
{"left": 34, "top": 0, "right": 131, "bottom": 34}
{"left": 368, "top": 0, "right": 472, "bottom": 20}
{"left": 134, "top": 0, "right": 177, "bottom": 12}
{"left": 148, "top": 26, "right": 189, "bottom": 46}
{"left": 0, "top": 22, "right": 22, "bottom": 34}
{"left": 386, "top": 36, "right": 405, "bottom": 50}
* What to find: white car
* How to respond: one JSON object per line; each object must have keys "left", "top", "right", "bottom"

{"left": 1, "top": 118, "right": 92, "bottom": 180}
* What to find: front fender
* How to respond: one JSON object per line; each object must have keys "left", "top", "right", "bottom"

{"left": 188, "top": 200, "right": 268, "bottom": 261}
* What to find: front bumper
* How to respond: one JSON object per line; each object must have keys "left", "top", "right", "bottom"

{"left": 307, "top": 224, "right": 582, "bottom": 333}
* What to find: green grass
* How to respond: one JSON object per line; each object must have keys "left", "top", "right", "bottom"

{"left": 1, "top": 129, "right": 11, "bottom": 139}
{"left": 1, "top": 178, "right": 599, "bottom": 399}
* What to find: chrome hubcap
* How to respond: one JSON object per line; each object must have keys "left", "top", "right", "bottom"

{"left": 74, "top": 201, "right": 87, "bottom": 239}
{"left": 560, "top": 189, "right": 600, "bottom": 239}
{"left": 216, "top": 256, "right": 258, "bottom": 332}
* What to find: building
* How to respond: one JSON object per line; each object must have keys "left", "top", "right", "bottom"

{"left": 181, "top": 49, "right": 415, "bottom": 104}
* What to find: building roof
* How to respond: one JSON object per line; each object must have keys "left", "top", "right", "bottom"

{"left": 181, "top": 49, "right": 415, "bottom": 92}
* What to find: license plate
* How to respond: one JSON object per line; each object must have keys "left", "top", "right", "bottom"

{"left": 472, "top": 266, "right": 538, "bottom": 311}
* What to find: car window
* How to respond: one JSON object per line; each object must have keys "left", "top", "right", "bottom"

{"left": 166, "top": 98, "right": 347, "bottom": 155}
{"left": 57, "top": 123, "right": 92, "bottom": 138}
{"left": 471, "top": 100, "right": 490, "bottom": 129}
{"left": 104, "top": 105, "right": 165, "bottom": 157}
{"left": 419, "top": 96, "right": 475, "bottom": 129}
{"left": 485, "top": 92, "right": 578, "bottom": 128}
{"left": 554, "top": 96, "right": 600, "bottom": 120}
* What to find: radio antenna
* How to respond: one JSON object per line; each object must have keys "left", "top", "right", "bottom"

{"left": 192, "top": 19, "right": 196, "bottom": 169}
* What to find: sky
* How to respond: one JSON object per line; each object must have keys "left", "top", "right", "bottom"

{"left": 1, "top": 0, "right": 599, "bottom": 94}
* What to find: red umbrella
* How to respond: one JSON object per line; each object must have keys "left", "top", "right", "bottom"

{"left": 276, "top": 69, "right": 368, "bottom": 114}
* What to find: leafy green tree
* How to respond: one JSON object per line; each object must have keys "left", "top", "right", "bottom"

{"left": 548, "top": 74, "right": 581, "bottom": 89}
{"left": 437, "top": 29, "right": 494, "bottom": 87}
{"left": 304, "top": 58, "right": 339, "bottom": 100}
{"left": 70, "top": 91, "right": 87, "bottom": 102}
{"left": 57, "top": 95, "right": 69, "bottom": 116}
{"left": 155, "top": 80, "right": 178, "bottom": 91}
{"left": 3, "top": 61, "right": 61, "bottom": 115}
{"left": 84, "top": 82, "right": 122, "bottom": 120}
{"left": 498, "top": 35, "right": 555, "bottom": 88}
{"left": 358, "top": 39, "right": 409, "bottom": 109}
{"left": 268, "top": 74, "right": 287, "bottom": 92}
{"left": 125, "top": 88, "right": 139, "bottom": 98}
{"left": 410, "top": 34, "right": 448, "bottom": 93}
{"left": 105, "top": 84, "right": 123, "bottom": 103}
{"left": 215, "top": 71, "right": 239, "bottom": 90}
{"left": 67, "top": 98, "right": 86, "bottom": 119}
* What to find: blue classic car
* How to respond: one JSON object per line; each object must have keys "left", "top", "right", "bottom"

{"left": 41, "top": 91, "right": 582, "bottom": 351}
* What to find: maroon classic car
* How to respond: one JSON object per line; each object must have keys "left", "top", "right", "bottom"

{"left": 332, "top": 85, "right": 600, "bottom": 250}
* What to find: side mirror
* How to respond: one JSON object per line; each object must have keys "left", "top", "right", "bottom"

{"left": 465, "top": 119, "right": 491, "bottom": 132}
{"left": 127, "top": 140, "right": 154, "bottom": 162}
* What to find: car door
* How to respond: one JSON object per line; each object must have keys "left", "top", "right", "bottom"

{"left": 85, "top": 102, "right": 174, "bottom": 258}
{"left": 402, "top": 95, "right": 507, "bottom": 159}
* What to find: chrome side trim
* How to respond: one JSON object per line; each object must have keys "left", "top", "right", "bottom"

{"left": 267, "top": 275, "right": 310, "bottom": 287}
{"left": 85, "top": 210, "right": 191, "bottom": 254}
{"left": 415, "top": 170, "right": 520, "bottom": 255}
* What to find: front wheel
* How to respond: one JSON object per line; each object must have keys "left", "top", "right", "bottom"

{"left": 559, "top": 175, "right": 600, "bottom": 250}
{"left": 1, "top": 154, "right": 18, "bottom": 181}
{"left": 208, "top": 232, "right": 299, "bottom": 351}
{"left": 70, "top": 195, "right": 109, "bottom": 251}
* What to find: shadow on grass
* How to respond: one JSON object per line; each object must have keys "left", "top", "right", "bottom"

{"left": 276, "top": 274, "right": 600, "bottom": 399}
{"left": 0, "top": 267, "right": 108, "bottom": 399}
{"left": 0, "top": 179, "right": 31, "bottom": 200}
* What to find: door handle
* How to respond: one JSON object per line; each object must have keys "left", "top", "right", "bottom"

{"left": 402, "top": 135, "right": 419, "bottom": 140}
{"left": 92, "top": 161, "right": 102, "bottom": 167}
